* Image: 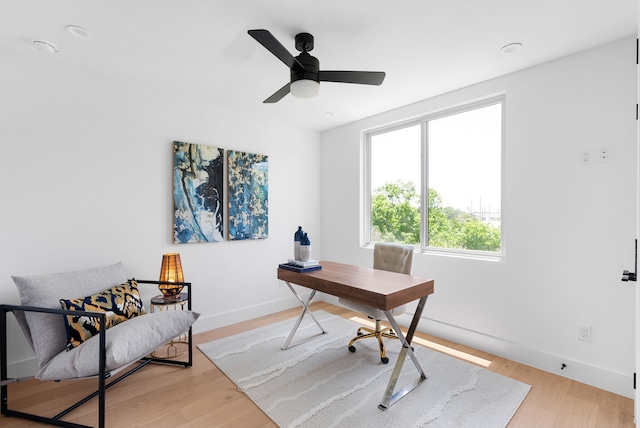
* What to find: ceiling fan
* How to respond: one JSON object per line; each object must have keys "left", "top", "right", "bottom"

{"left": 248, "top": 29, "right": 386, "bottom": 103}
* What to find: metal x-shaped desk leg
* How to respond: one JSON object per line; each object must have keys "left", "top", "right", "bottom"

{"left": 379, "top": 295, "right": 429, "bottom": 410}
{"left": 281, "top": 281, "right": 327, "bottom": 350}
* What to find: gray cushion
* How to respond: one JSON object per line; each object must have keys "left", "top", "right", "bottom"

{"left": 338, "top": 298, "right": 406, "bottom": 320}
{"left": 12, "top": 262, "right": 128, "bottom": 368}
{"left": 372, "top": 242, "right": 413, "bottom": 274}
{"left": 339, "top": 242, "right": 413, "bottom": 320}
{"left": 36, "top": 310, "right": 199, "bottom": 380}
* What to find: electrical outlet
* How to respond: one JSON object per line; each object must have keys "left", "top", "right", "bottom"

{"left": 599, "top": 147, "right": 610, "bottom": 162}
{"left": 578, "top": 324, "right": 592, "bottom": 342}
{"left": 581, "top": 149, "right": 591, "bottom": 165}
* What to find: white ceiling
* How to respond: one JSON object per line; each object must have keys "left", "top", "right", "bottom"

{"left": 2, "top": 0, "right": 637, "bottom": 132}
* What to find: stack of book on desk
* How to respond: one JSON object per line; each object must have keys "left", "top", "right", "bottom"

{"left": 278, "top": 259, "right": 322, "bottom": 272}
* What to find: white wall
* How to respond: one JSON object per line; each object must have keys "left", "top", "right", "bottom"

{"left": 0, "top": 47, "right": 321, "bottom": 373}
{"left": 320, "top": 37, "right": 638, "bottom": 397}
{"left": 2, "top": 33, "right": 636, "bottom": 400}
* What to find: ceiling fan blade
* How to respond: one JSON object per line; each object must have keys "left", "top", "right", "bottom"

{"left": 319, "top": 71, "right": 386, "bottom": 85}
{"left": 248, "top": 29, "right": 305, "bottom": 71}
{"left": 263, "top": 82, "right": 291, "bottom": 103}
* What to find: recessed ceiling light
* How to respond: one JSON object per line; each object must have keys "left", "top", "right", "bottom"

{"left": 324, "top": 111, "right": 335, "bottom": 117}
{"left": 66, "top": 25, "right": 92, "bottom": 39}
{"left": 31, "top": 40, "right": 58, "bottom": 54}
{"left": 500, "top": 43, "right": 522, "bottom": 54}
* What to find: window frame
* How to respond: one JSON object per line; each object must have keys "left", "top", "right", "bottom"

{"left": 363, "top": 94, "right": 506, "bottom": 260}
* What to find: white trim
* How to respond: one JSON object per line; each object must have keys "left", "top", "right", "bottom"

{"left": 361, "top": 119, "right": 423, "bottom": 246}
{"left": 418, "top": 246, "right": 505, "bottom": 262}
{"left": 7, "top": 293, "right": 313, "bottom": 379}
{"left": 407, "top": 313, "right": 633, "bottom": 399}
{"left": 6, "top": 292, "right": 315, "bottom": 384}
{"left": 191, "top": 292, "right": 310, "bottom": 335}
{"left": 362, "top": 94, "right": 506, "bottom": 258}
{"left": 325, "top": 293, "right": 632, "bottom": 398}
{"left": 360, "top": 130, "right": 372, "bottom": 246}
{"left": 6, "top": 357, "right": 38, "bottom": 379}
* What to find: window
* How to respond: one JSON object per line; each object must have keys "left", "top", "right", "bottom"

{"left": 365, "top": 96, "right": 504, "bottom": 257}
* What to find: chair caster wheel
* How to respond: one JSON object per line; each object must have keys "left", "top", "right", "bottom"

{"left": 348, "top": 345, "right": 356, "bottom": 353}
{"left": 381, "top": 357, "right": 389, "bottom": 364}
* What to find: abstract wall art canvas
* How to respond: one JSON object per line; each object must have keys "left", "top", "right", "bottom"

{"left": 227, "top": 150, "right": 268, "bottom": 240}
{"left": 173, "top": 141, "right": 224, "bottom": 243}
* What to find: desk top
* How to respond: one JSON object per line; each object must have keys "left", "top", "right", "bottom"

{"left": 277, "top": 260, "right": 434, "bottom": 311}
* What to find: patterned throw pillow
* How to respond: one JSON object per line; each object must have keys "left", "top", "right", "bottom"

{"left": 59, "top": 279, "right": 146, "bottom": 350}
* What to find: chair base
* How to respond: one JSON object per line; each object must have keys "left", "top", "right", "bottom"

{"left": 1, "top": 357, "right": 191, "bottom": 428}
{"left": 347, "top": 319, "right": 400, "bottom": 364}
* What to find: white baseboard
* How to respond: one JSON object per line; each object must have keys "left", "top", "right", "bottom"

{"left": 6, "top": 357, "right": 38, "bottom": 379}
{"left": 192, "top": 293, "right": 307, "bottom": 335}
{"left": 323, "top": 294, "right": 633, "bottom": 399}
{"left": 400, "top": 313, "right": 634, "bottom": 399}
{"left": 12, "top": 293, "right": 629, "bottom": 399}
{"left": 403, "top": 314, "right": 634, "bottom": 398}
{"left": 7, "top": 293, "right": 307, "bottom": 379}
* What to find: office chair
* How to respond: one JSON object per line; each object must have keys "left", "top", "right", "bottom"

{"left": 338, "top": 242, "right": 413, "bottom": 363}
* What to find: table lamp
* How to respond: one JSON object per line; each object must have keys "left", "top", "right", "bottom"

{"left": 159, "top": 253, "right": 184, "bottom": 297}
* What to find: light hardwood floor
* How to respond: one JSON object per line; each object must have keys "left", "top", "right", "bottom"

{"left": 1, "top": 302, "right": 635, "bottom": 427}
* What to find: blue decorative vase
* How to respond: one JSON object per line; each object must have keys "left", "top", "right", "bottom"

{"left": 300, "top": 233, "right": 311, "bottom": 262}
{"left": 294, "top": 226, "right": 304, "bottom": 260}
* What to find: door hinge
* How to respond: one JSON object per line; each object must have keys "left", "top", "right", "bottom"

{"left": 622, "top": 239, "right": 637, "bottom": 282}
{"left": 634, "top": 372, "right": 636, "bottom": 389}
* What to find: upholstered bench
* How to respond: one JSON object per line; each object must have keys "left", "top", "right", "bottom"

{"left": 0, "top": 262, "right": 199, "bottom": 428}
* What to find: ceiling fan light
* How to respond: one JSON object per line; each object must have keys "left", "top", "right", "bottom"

{"left": 290, "top": 79, "right": 319, "bottom": 98}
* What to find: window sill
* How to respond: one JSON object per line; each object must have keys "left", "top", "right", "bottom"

{"left": 418, "top": 247, "right": 505, "bottom": 262}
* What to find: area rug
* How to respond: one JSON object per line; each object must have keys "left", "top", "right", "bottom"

{"left": 198, "top": 311, "right": 530, "bottom": 428}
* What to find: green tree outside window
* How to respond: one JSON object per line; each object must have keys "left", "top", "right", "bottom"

{"left": 371, "top": 181, "right": 500, "bottom": 252}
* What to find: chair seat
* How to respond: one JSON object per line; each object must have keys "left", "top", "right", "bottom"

{"left": 37, "top": 310, "right": 198, "bottom": 381}
{"left": 339, "top": 242, "right": 414, "bottom": 364}
{"left": 338, "top": 297, "right": 406, "bottom": 320}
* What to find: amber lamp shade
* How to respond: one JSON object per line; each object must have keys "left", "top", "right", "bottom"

{"left": 159, "top": 253, "right": 184, "bottom": 297}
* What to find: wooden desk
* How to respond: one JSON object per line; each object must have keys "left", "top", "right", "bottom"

{"left": 277, "top": 260, "right": 435, "bottom": 410}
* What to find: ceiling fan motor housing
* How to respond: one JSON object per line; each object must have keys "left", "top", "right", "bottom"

{"left": 291, "top": 52, "right": 319, "bottom": 83}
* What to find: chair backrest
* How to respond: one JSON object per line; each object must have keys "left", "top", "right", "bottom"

{"left": 12, "top": 262, "right": 128, "bottom": 368}
{"left": 372, "top": 242, "right": 413, "bottom": 275}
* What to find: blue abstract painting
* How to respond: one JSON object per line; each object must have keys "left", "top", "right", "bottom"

{"left": 173, "top": 141, "right": 224, "bottom": 243}
{"left": 227, "top": 150, "right": 268, "bottom": 240}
